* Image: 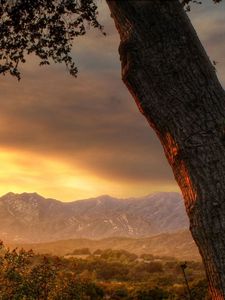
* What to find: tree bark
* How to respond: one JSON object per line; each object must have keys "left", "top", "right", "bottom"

{"left": 106, "top": 0, "right": 225, "bottom": 299}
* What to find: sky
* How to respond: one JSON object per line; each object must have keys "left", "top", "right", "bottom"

{"left": 0, "top": 1, "right": 224, "bottom": 201}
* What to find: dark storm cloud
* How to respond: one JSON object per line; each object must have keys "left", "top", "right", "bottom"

{"left": 0, "top": 64, "right": 173, "bottom": 183}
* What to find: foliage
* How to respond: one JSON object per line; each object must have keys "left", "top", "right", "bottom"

{"left": 0, "top": 0, "right": 224, "bottom": 80}
{"left": 180, "top": 0, "right": 222, "bottom": 5}
{"left": 98, "top": 249, "right": 138, "bottom": 263}
{"left": 0, "top": 241, "right": 209, "bottom": 299}
{"left": 131, "top": 287, "right": 169, "bottom": 300}
{"left": 0, "top": 0, "right": 104, "bottom": 80}
{"left": 0, "top": 241, "right": 34, "bottom": 299}
{"left": 0, "top": 241, "right": 104, "bottom": 299}
{"left": 71, "top": 248, "right": 91, "bottom": 255}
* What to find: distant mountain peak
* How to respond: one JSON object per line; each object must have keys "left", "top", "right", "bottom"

{"left": 1, "top": 192, "right": 45, "bottom": 203}
{"left": 2, "top": 192, "right": 16, "bottom": 197}
{"left": 2, "top": 191, "right": 42, "bottom": 198}
{"left": 0, "top": 191, "right": 188, "bottom": 243}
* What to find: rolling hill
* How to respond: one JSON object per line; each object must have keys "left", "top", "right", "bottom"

{"left": 10, "top": 230, "right": 200, "bottom": 261}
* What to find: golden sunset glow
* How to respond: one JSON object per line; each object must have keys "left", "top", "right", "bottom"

{"left": 0, "top": 148, "right": 178, "bottom": 201}
{"left": 0, "top": 1, "right": 224, "bottom": 201}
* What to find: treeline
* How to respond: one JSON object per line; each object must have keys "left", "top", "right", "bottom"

{"left": 0, "top": 242, "right": 208, "bottom": 299}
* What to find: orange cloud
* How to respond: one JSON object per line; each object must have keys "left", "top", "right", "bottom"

{"left": 0, "top": 148, "right": 178, "bottom": 201}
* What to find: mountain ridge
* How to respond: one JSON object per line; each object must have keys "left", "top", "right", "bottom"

{"left": 0, "top": 192, "right": 189, "bottom": 243}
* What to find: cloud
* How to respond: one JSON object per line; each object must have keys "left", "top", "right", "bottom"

{"left": 0, "top": 1, "right": 223, "bottom": 199}
{"left": 0, "top": 67, "right": 173, "bottom": 184}
{"left": 190, "top": 0, "right": 225, "bottom": 85}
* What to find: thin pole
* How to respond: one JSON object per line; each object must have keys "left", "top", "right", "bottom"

{"left": 180, "top": 262, "right": 192, "bottom": 300}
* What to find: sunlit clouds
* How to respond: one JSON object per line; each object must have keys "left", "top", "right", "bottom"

{"left": 0, "top": 148, "right": 118, "bottom": 200}
{"left": 0, "top": 1, "right": 224, "bottom": 201}
{"left": 0, "top": 148, "right": 177, "bottom": 201}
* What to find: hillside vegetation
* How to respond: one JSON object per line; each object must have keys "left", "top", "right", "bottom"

{"left": 0, "top": 241, "right": 207, "bottom": 299}
{"left": 11, "top": 230, "right": 200, "bottom": 261}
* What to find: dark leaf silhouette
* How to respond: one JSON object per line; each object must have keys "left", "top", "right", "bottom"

{"left": 0, "top": 0, "right": 104, "bottom": 80}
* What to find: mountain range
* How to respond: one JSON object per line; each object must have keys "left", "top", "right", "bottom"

{"left": 0, "top": 192, "right": 189, "bottom": 243}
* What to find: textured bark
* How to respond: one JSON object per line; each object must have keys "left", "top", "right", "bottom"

{"left": 106, "top": 0, "right": 225, "bottom": 299}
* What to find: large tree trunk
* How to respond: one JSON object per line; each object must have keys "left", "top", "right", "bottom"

{"left": 106, "top": 0, "right": 225, "bottom": 298}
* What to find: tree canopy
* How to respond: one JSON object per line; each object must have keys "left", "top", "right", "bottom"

{"left": 0, "top": 0, "right": 222, "bottom": 80}
{"left": 0, "top": 0, "right": 103, "bottom": 80}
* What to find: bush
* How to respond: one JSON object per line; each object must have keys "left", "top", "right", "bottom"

{"left": 132, "top": 287, "right": 169, "bottom": 300}
{"left": 72, "top": 248, "right": 91, "bottom": 255}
